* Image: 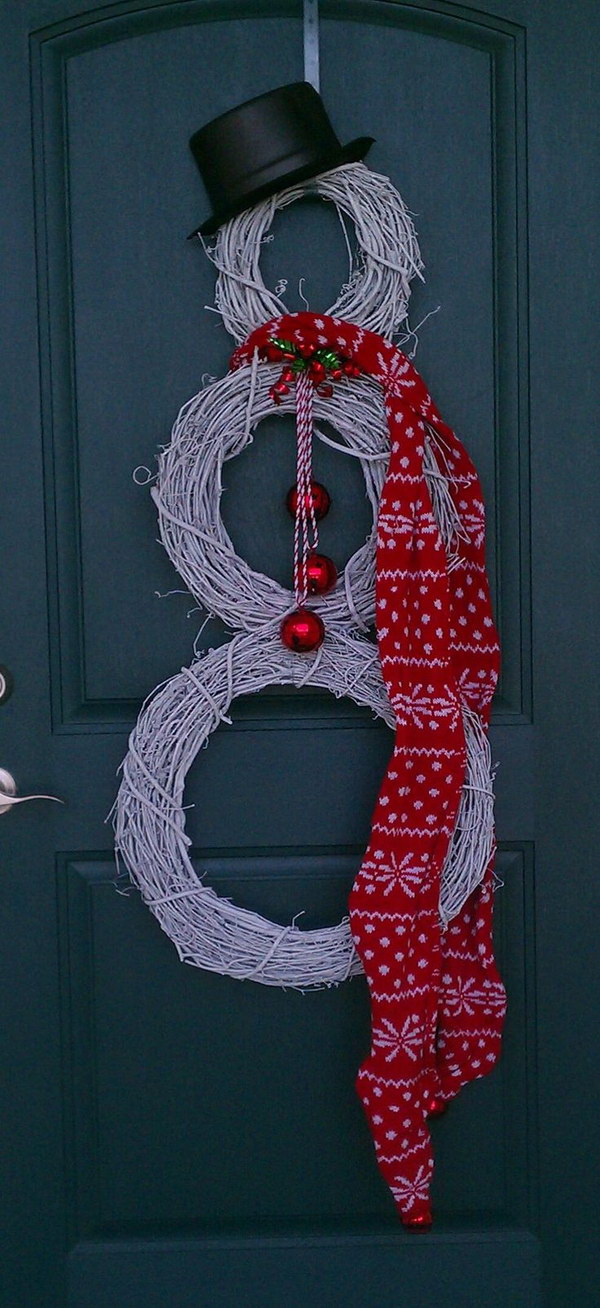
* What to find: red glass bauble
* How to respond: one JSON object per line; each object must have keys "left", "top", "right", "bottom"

{"left": 306, "top": 552, "right": 338, "bottom": 595}
{"left": 280, "top": 609, "right": 325, "bottom": 653}
{"left": 403, "top": 1209, "right": 433, "bottom": 1232}
{"left": 426, "top": 1095, "right": 447, "bottom": 1118}
{"left": 286, "top": 481, "right": 331, "bottom": 521}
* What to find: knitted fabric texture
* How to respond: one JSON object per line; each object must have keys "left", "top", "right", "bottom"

{"left": 231, "top": 312, "right": 506, "bottom": 1224}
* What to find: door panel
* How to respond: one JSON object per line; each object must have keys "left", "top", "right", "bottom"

{"left": 1, "top": 2, "right": 597, "bottom": 1306}
{"left": 32, "top": 1, "right": 527, "bottom": 728}
{"left": 57, "top": 846, "right": 531, "bottom": 1232}
{"left": 67, "top": 1232, "right": 541, "bottom": 1308}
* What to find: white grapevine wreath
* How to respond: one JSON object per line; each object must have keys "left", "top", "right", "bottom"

{"left": 114, "top": 627, "right": 494, "bottom": 989}
{"left": 151, "top": 360, "right": 462, "bottom": 634}
{"left": 204, "top": 161, "right": 424, "bottom": 344}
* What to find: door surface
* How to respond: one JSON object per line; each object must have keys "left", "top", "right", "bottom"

{"left": 1, "top": 1, "right": 598, "bottom": 1305}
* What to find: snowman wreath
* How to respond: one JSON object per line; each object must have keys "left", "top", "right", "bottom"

{"left": 114, "top": 83, "right": 507, "bottom": 1228}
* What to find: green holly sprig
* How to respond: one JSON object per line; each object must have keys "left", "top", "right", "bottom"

{"left": 261, "top": 335, "right": 360, "bottom": 403}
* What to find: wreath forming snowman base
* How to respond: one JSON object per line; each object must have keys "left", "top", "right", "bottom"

{"left": 114, "top": 163, "right": 496, "bottom": 992}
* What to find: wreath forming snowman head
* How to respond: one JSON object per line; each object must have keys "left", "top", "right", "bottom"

{"left": 114, "top": 83, "right": 506, "bottom": 1229}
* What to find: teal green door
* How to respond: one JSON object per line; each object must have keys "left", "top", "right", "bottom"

{"left": 1, "top": 1, "right": 597, "bottom": 1304}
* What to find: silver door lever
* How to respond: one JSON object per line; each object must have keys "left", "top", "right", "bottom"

{"left": 0, "top": 768, "right": 63, "bottom": 816}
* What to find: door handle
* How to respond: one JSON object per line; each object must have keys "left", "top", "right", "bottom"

{"left": 0, "top": 768, "right": 64, "bottom": 816}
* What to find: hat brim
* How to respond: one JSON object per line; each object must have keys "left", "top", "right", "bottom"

{"left": 188, "top": 136, "right": 374, "bottom": 239}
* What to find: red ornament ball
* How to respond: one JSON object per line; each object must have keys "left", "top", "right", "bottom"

{"left": 280, "top": 608, "right": 325, "bottom": 653}
{"left": 306, "top": 552, "right": 338, "bottom": 595}
{"left": 286, "top": 480, "right": 331, "bottom": 521}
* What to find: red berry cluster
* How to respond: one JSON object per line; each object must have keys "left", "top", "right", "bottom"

{"left": 261, "top": 336, "right": 361, "bottom": 404}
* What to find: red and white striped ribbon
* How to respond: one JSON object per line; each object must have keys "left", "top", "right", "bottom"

{"left": 293, "top": 369, "right": 318, "bottom": 604}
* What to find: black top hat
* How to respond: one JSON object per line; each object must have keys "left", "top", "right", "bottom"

{"left": 188, "top": 81, "right": 374, "bottom": 237}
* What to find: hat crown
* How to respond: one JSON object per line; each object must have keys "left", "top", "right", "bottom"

{"left": 188, "top": 82, "right": 373, "bottom": 235}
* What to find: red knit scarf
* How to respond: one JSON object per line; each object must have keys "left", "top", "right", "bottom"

{"left": 232, "top": 313, "right": 506, "bottom": 1227}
